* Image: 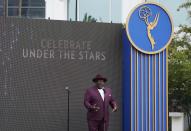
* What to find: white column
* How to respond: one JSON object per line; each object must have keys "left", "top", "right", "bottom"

{"left": 121, "top": 0, "right": 145, "bottom": 23}
{"left": 77, "top": 0, "right": 80, "bottom": 21}
{"left": 169, "top": 112, "right": 184, "bottom": 131}
{"left": 45, "top": 0, "right": 68, "bottom": 20}
{"left": 109, "top": 0, "right": 112, "bottom": 22}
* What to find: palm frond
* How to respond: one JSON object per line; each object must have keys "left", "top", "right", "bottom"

{"left": 83, "top": 13, "right": 97, "bottom": 22}
{"left": 178, "top": 1, "right": 191, "bottom": 9}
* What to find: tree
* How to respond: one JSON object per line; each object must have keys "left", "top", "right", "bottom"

{"left": 83, "top": 13, "right": 97, "bottom": 22}
{"left": 168, "top": 28, "right": 191, "bottom": 131}
{"left": 169, "top": 1, "right": 191, "bottom": 130}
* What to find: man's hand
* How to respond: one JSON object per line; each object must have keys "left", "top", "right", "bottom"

{"left": 92, "top": 104, "right": 100, "bottom": 112}
{"left": 112, "top": 106, "right": 117, "bottom": 112}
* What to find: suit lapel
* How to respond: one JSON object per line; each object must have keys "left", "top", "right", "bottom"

{"left": 103, "top": 88, "right": 107, "bottom": 101}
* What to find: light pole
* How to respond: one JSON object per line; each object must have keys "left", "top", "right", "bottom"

{"left": 65, "top": 87, "right": 70, "bottom": 131}
{"left": 75, "top": 0, "right": 77, "bottom": 21}
{"left": 75, "top": 0, "right": 79, "bottom": 21}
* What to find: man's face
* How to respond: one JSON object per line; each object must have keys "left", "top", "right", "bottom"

{"left": 96, "top": 79, "right": 105, "bottom": 89}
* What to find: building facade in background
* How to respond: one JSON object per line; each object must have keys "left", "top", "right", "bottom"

{"left": 0, "top": 0, "right": 45, "bottom": 18}
{"left": 0, "top": 0, "right": 3, "bottom": 16}
{"left": 0, "top": 0, "right": 188, "bottom": 26}
{"left": 0, "top": 0, "right": 146, "bottom": 22}
{"left": 8, "top": 0, "right": 45, "bottom": 18}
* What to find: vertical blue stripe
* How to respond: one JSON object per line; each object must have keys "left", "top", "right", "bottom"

{"left": 163, "top": 50, "right": 167, "bottom": 131}
{"left": 153, "top": 55, "right": 155, "bottom": 131}
{"left": 149, "top": 55, "right": 153, "bottom": 131}
{"left": 137, "top": 52, "right": 140, "bottom": 131}
{"left": 132, "top": 47, "right": 135, "bottom": 131}
{"left": 142, "top": 54, "right": 145, "bottom": 131}
{"left": 145, "top": 54, "right": 149, "bottom": 131}
{"left": 156, "top": 54, "right": 159, "bottom": 131}
{"left": 134, "top": 48, "right": 137, "bottom": 131}
{"left": 140, "top": 53, "right": 142, "bottom": 131}
{"left": 159, "top": 51, "right": 163, "bottom": 131}
{"left": 122, "top": 29, "right": 131, "bottom": 131}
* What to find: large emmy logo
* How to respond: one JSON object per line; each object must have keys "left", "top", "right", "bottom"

{"left": 139, "top": 6, "right": 160, "bottom": 50}
{"left": 126, "top": 3, "right": 173, "bottom": 54}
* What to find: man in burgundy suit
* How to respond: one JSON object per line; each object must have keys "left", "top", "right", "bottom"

{"left": 84, "top": 74, "right": 118, "bottom": 131}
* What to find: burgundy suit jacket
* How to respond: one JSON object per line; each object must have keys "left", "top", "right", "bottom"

{"left": 84, "top": 86, "right": 117, "bottom": 122}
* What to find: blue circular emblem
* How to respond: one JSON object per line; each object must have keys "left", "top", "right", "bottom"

{"left": 126, "top": 2, "right": 174, "bottom": 54}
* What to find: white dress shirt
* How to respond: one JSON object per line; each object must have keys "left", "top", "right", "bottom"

{"left": 98, "top": 88, "right": 105, "bottom": 101}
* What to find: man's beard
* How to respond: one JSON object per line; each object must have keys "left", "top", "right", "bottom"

{"left": 97, "top": 85, "right": 104, "bottom": 89}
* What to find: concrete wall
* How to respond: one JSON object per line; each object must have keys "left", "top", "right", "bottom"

{"left": 169, "top": 112, "right": 184, "bottom": 131}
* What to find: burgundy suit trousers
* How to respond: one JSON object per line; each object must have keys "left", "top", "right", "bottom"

{"left": 88, "top": 119, "right": 109, "bottom": 131}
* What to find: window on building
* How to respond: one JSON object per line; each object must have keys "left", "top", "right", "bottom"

{"left": 0, "top": 0, "right": 3, "bottom": 16}
{"left": 8, "top": 0, "right": 45, "bottom": 19}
